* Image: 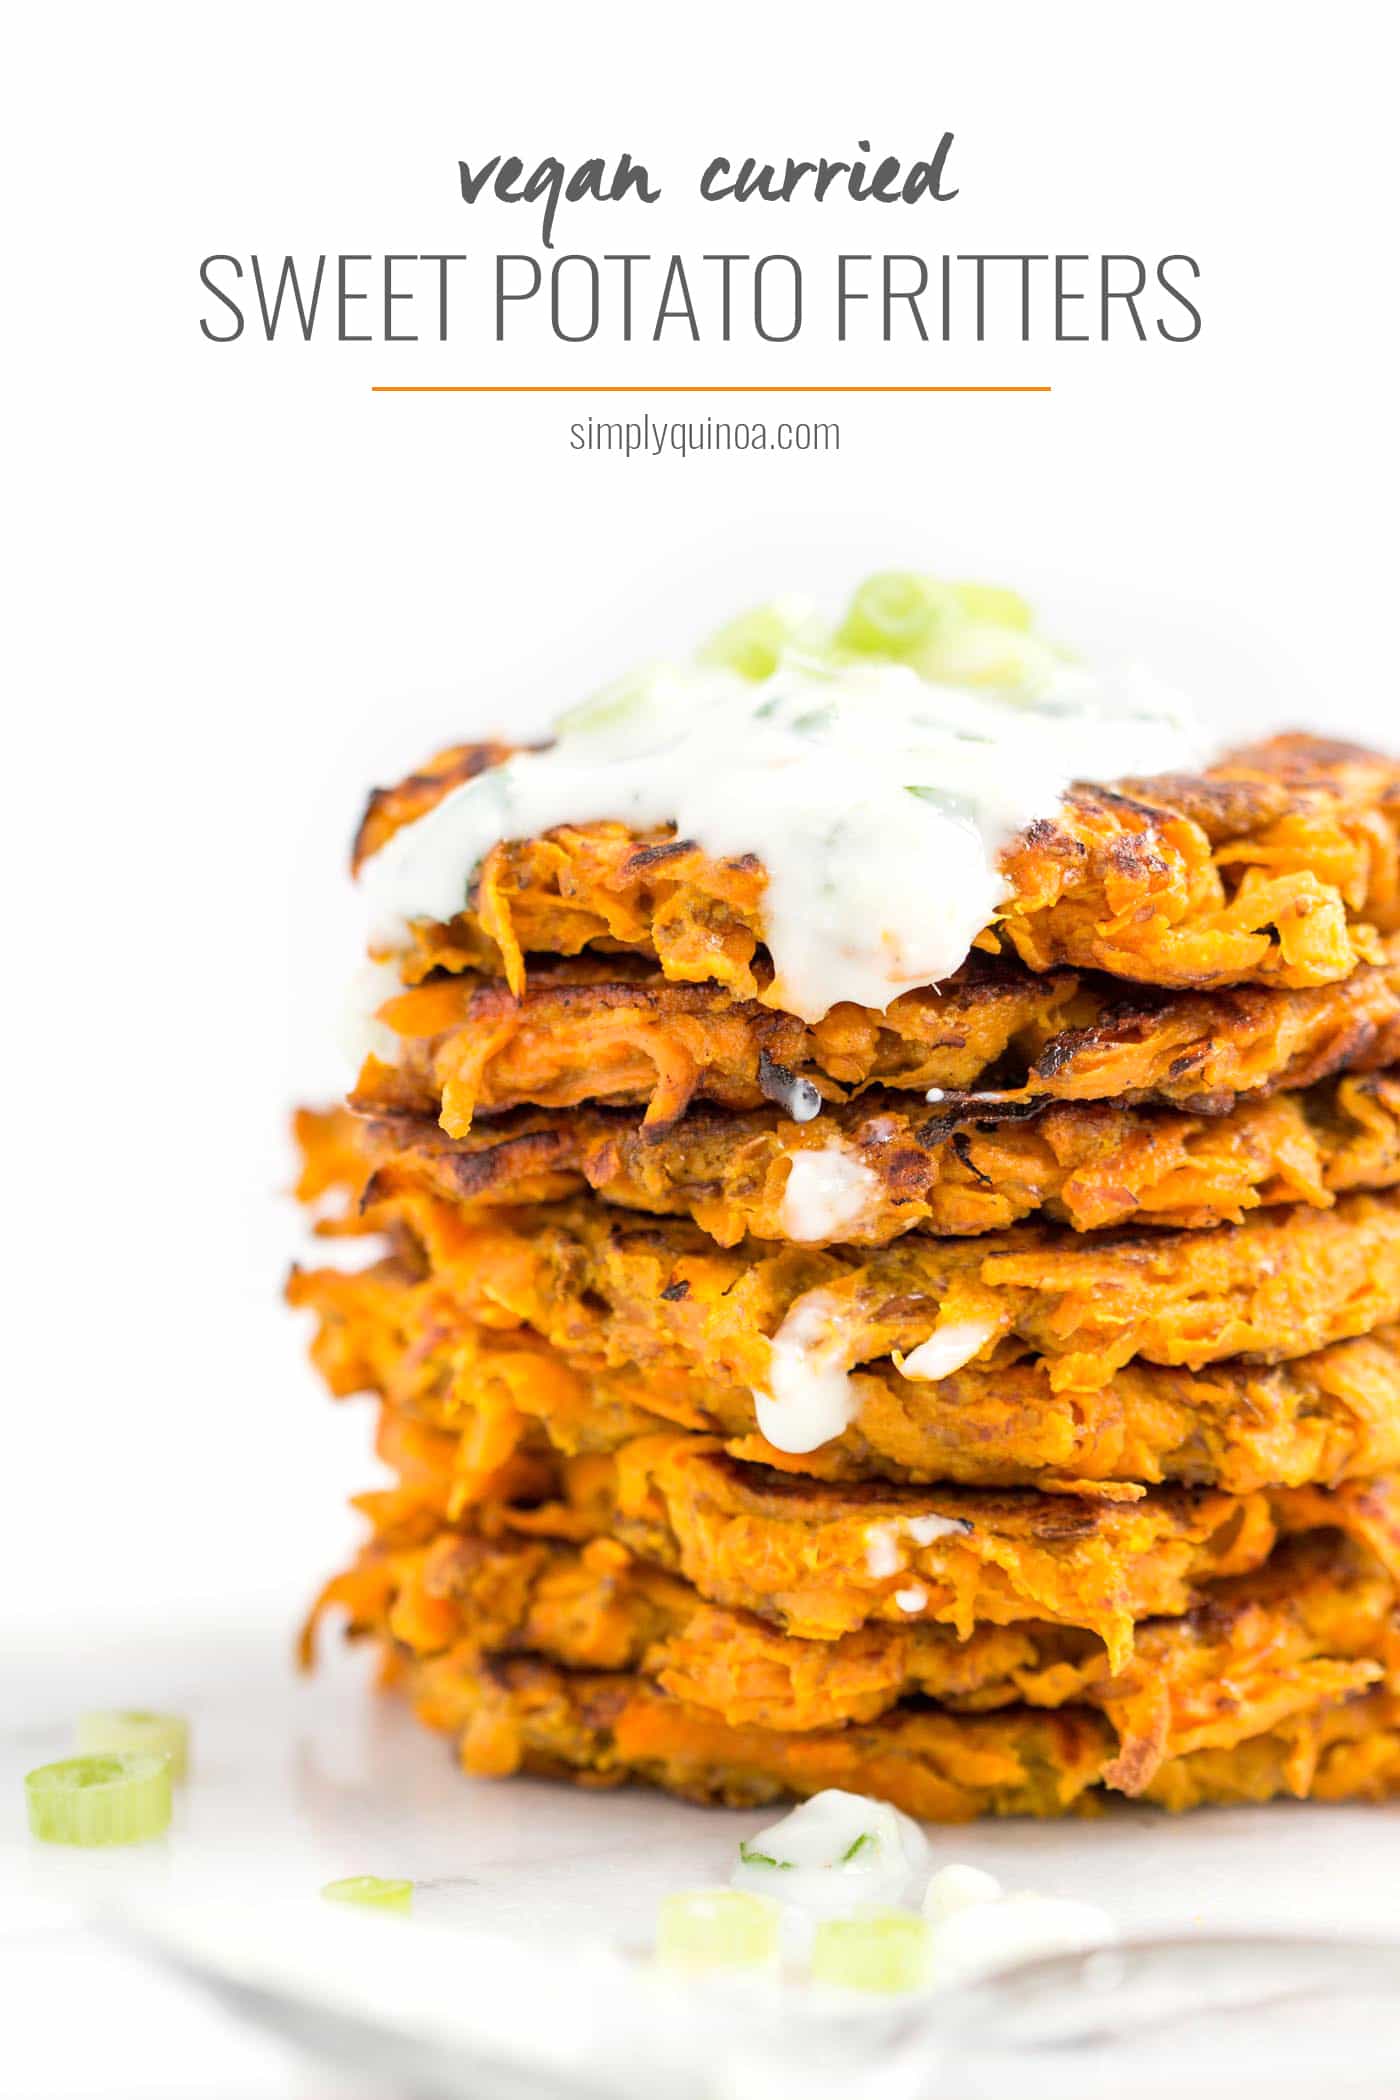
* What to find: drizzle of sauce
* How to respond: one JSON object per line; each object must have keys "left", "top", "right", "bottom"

{"left": 359, "top": 653, "right": 1201, "bottom": 1026}
{"left": 923, "top": 1888, "right": 1117, "bottom": 1985}
{"left": 730, "top": 1789, "right": 930, "bottom": 1922}
{"left": 897, "top": 1313, "right": 1003, "bottom": 1382}
{"left": 778, "top": 1145, "right": 883, "bottom": 1243}
{"left": 757, "top": 1291, "right": 1004, "bottom": 1457}
{"left": 923, "top": 1863, "right": 1003, "bottom": 1924}
{"left": 342, "top": 957, "right": 406, "bottom": 1070}
{"left": 754, "top": 1287, "right": 861, "bottom": 1453}
{"left": 864, "top": 1513, "right": 973, "bottom": 1580}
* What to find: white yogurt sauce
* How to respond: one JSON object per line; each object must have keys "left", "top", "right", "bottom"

{"left": 897, "top": 1313, "right": 1002, "bottom": 1383}
{"left": 730, "top": 1790, "right": 930, "bottom": 1921}
{"left": 754, "top": 1288, "right": 861, "bottom": 1453}
{"left": 923, "top": 1863, "right": 1003, "bottom": 1925}
{"left": 358, "top": 652, "right": 1201, "bottom": 1025}
{"left": 778, "top": 1144, "right": 883, "bottom": 1242}
{"left": 758, "top": 1289, "right": 1003, "bottom": 1456}
{"left": 341, "top": 957, "right": 406, "bottom": 1070}
{"left": 864, "top": 1513, "right": 972, "bottom": 1579}
{"left": 923, "top": 1889, "right": 1117, "bottom": 1985}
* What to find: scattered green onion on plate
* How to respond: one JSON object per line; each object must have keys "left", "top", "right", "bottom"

{"left": 76, "top": 1708, "right": 189, "bottom": 1781}
{"left": 321, "top": 1875, "right": 414, "bottom": 1914}
{"left": 25, "top": 1753, "right": 173, "bottom": 1847}
{"left": 811, "top": 1906, "right": 933, "bottom": 1995}
{"left": 656, "top": 1887, "right": 781, "bottom": 1973}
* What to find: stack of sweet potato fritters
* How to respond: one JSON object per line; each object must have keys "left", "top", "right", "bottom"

{"left": 292, "top": 731, "right": 1400, "bottom": 1820}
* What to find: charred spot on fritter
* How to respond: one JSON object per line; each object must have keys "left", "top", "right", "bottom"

{"left": 623, "top": 838, "right": 697, "bottom": 875}
{"left": 950, "top": 1132, "right": 994, "bottom": 1188}
{"left": 1077, "top": 784, "right": 1175, "bottom": 828}
{"left": 757, "top": 1049, "right": 822, "bottom": 1122}
{"left": 1115, "top": 769, "right": 1290, "bottom": 843}
{"left": 1106, "top": 830, "right": 1169, "bottom": 880}
{"left": 351, "top": 741, "right": 515, "bottom": 872}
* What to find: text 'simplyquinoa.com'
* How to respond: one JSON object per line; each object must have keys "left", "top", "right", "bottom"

{"left": 569, "top": 415, "right": 840, "bottom": 458}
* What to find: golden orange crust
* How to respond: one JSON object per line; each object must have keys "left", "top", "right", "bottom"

{"left": 286, "top": 1238, "right": 1400, "bottom": 1494}
{"left": 333, "top": 1419, "right": 1400, "bottom": 1668}
{"left": 323, "top": 1524, "right": 1394, "bottom": 1796}
{"left": 302, "top": 1184, "right": 1400, "bottom": 1399}
{"left": 350, "top": 938, "right": 1400, "bottom": 1134}
{"left": 392, "top": 1647, "right": 1400, "bottom": 1818}
{"left": 353, "top": 733, "right": 1400, "bottom": 1003}
{"left": 341, "top": 1068, "right": 1400, "bottom": 1246}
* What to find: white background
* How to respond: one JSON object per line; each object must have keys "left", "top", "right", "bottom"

{"left": 3, "top": 1, "right": 1398, "bottom": 2092}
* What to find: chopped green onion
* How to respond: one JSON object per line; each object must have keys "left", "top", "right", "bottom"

{"left": 738, "top": 1839, "right": 792, "bottom": 1869}
{"left": 25, "top": 1754, "right": 172, "bottom": 1847}
{"left": 835, "top": 572, "right": 964, "bottom": 662}
{"left": 914, "top": 622, "right": 1061, "bottom": 693}
{"left": 321, "top": 1876, "right": 414, "bottom": 1914}
{"left": 906, "top": 783, "right": 979, "bottom": 825}
{"left": 840, "top": 1832, "right": 876, "bottom": 1863}
{"left": 656, "top": 1888, "right": 781, "bottom": 1973}
{"left": 697, "top": 598, "right": 817, "bottom": 681}
{"left": 811, "top": 1907, "right": 933, "bottom": 1995}
{"left": 951, "top": 581, "right": 1034, "bottom": 632}
{"left": 554, "top": 670, "right": 657, "bottom": 740}
{"left": 76, "top": 1709, "right": 189, "bottom": 1782}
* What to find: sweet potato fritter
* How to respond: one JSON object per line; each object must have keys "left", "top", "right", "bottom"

{"left": 311, "top": 1528, "right": 1396, "bottom": 1798}
{"left": 286, "top": 1243, "right": 1400, "bottom": 1493}
{"left": 350, "top": 937, "right": 1400, "bottom": 1133}
{"left": 337, "top": 1424, "right": 1400, "bottom": 1666}
{"left": 398, "top": 1650, "right": 1400, "bottom": 1819}
{"left": 353, "top": 733, "right": 1400, "bottom": 1002}
{"left": 342, "top": 1068, "right": 1400, "bottom": 1245}
{"left": 310, "top": 1185, "right": 1400, "bottom": 1397}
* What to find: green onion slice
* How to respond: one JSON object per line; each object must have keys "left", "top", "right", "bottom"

{"left": 554, "top": 670, "right": 658, "bottom": 741}
{"left": 811, "top": 1907, "right": 933, "bottom": 1994}
{"left": 76, "top": 1709, "right": 189, "bottom": 1782}
{"left": 25, "top": 1753, "right": 172, "bottom": 1847}
{"left": 697, "top": 598, "right": 818, "bottom": 681}
{"left": 738, "top": 1839, "right": 793, "bottom": 1869}
{"left": 656, "top": 1888, "right": 781, "bottom": 1973}
{"left": 321, "top": 1875, "right": 414, "bottom": 1913}
{"left": 951, "top": 581, "right": 1034, "bottom": 632}
{"left": 836, "top": 572, "right": 964, "bottom": 661}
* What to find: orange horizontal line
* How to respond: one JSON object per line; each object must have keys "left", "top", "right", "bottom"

{"left": 370, "top": 384, "right": 1051, "bottom": 395}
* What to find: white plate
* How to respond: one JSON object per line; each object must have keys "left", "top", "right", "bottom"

{"left": 7, "top": 1617, "right": 1400, "bottom": 2099}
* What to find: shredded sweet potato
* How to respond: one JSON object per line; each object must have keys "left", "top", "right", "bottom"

{"left": 341, "top": 1069, "right": 1400, "bottom": 1245}
{"left": 353, "top": 734, "right": 1400, "bottom": 1001}
{"left": 317, "top": 1524, "right": 1396, "bottom": 1800}
{"left": 349, "top": 937, "right": 1400, "bottom": 1134}
{"left": 286, "top": 1240, "right": 1400, "bottom": 1494}
{"left": 323, "top": 1421, "right": 1400, "bottom": 1668}
{"left": 395, "top": 1648, "right": 1400, "bottom": 1818}
{"left": 299, "top": 1184, "right": 1400, "bottom": 1399}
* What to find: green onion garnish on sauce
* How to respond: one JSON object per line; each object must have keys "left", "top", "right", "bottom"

{"left": 737, "top": 1839, "right": 792, "bottom": 1869}
{"left": 697, "top": 598, "right": 817, "bottom": 681}
{"left": 951, "top": 580, "right": 1034, "bottom": 631}
{"left": 836, "top": 572, "right": 962, "bottom": 661}
{"left": 76, "top": 1709, "right": 189, "bottom": 1782}
{"left": 321, "top": 1875, "right": 414, "bottom": 1914}
{"left": 25, "top": 1753, "right": 173, "bottom": 1847}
